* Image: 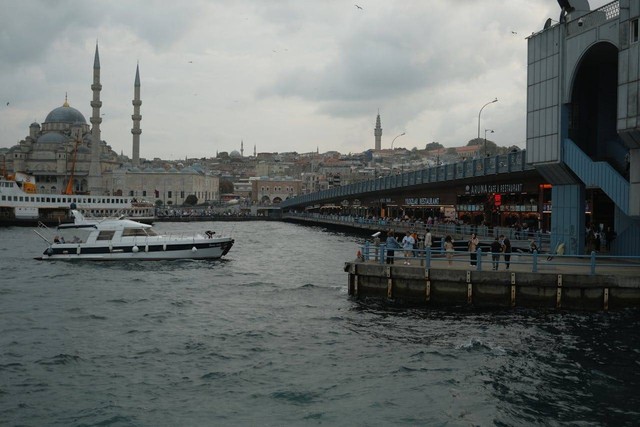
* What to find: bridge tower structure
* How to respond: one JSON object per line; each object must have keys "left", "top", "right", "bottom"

{"left": 526, "top": 0, "right": 640, "bottom": 255}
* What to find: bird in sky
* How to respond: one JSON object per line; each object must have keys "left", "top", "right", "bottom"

{"left": 511, "top": 31, "right": 518, "bottom": 35}
{"left": 355, "top": 4, "right": 363, "bottom": 10}
{"left": 5, "top": 102, "right": 9, "bottom": 106}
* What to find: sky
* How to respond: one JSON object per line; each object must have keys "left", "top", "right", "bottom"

{"left": 0, "top": 0, "right": 612, "bottom": 160}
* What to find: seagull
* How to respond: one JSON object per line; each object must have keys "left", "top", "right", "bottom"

{"left": 5, "top": 102, "right": 9, "bottom": 106}
{"left": 355, "top": 4, "right": 363, "bottom": 10}
{"left": 511, "top": 31, "right": 518, "bottom": 35}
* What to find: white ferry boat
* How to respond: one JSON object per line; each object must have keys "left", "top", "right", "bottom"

{"left": 35, "top": 210, "right": 234, "bottom": 261}
{"left": 0, "top": 174, "right": 155, "bottom": 226}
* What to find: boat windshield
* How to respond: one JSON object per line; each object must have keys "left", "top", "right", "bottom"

{"left": 122, "top": 228, "right": 158, "bottom": 237}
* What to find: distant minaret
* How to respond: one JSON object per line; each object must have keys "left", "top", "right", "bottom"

{"left": 374, "top": 112, "right": 382, "bottom": 150}
{"left": 253, "top": 144, "right": 256, "bottom": 157}
{"left": 241, "top": 140, "right": 244, "bottom": 157}
{"left": 88, "top": 43, "right": 104, "bottom": 194}
{"left": 131, "top": 63, "right": 142, "bottom": 167}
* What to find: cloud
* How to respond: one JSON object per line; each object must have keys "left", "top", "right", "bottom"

{"left": 0, "top": 0, "right": 617, "bottom": 159}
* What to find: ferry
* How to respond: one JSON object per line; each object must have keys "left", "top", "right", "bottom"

{"left": 34, "top": 210, "right": 234, "bottom": 261}
{"left": 0, "top": 173, "right": 155, "bottom": 226}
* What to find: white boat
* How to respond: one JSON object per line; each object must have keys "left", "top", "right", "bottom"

{"left": 0, "top": 174, "right": 155, "bottom": 226}
{"left": 34, "top": 210, "right": 234, "bottom": 261}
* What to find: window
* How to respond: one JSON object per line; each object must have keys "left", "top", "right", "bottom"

{"left": 122, "top": 228, "right": 150, "bottom": 237}
{"left": 142, "top": 190, "right": 147, "bottom": 197}
{"left": 632, "top": 19, "right": 639, "bottom": 44}
{"left": 168, "top": 191, "right": 172, "bottom": 199}
{"left": 96, "top": 230, "right": 116, "bottom": 241}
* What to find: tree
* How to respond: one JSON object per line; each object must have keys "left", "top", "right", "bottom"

{"left": 220, "top": 179, "right": 234, "bottom": 194}
{"left": 425, "top": 141, "right": 443, "bottom": 151}
{"left": 184, "top": 194, "right": 198, "bottom": 206}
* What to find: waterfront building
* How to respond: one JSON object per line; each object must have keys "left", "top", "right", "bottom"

{"left": 251, "top": 177, "right": 302, "bottom": 204}
{"left": 2, "top": 44, "right": 218, "bottom": 206}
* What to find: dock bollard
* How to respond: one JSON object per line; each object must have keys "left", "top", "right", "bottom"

{"left": 380, "top": 244, "right": 386, "bottom": 264}
{"left": 532, "top": 250, "right": 538, "bottom": 273}
{"left": 364, "top": 241, "right": 370, "bottom": 261}
{"left": 476, "top": 247, "right": 482, "bottom": 271}
{"left": 425, "top": 247, "right": 431, "bottom": 269}
{"left": 590, "top": 251, "right": 596, "bottom": 276}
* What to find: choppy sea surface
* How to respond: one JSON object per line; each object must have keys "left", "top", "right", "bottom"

{"left": 1, "top": 220, "right": 639, "bottom": 426}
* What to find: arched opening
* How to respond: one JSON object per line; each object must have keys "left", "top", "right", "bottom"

{"left": 569, "top": 42, "right": 623, "bottom": 238}
{"left": 569, "top": 42, "right": 620, "bottom": 164}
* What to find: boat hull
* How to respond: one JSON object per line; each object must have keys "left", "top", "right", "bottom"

{"left": 36, "top": 238, "right": 234, "bottom": 261}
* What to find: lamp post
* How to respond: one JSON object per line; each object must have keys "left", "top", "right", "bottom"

{"left": 484, "top": 129, "right": 494, "bottom": 157}
{"left": 391, "top": 132, "right": 406, "bottom": 149}
{"left": 477, "top": 97, "right": 498, "bottom": 147}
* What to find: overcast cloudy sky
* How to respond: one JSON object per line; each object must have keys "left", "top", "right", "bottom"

{"left": 0, "top": 0, "right": 611, "bottom": 160}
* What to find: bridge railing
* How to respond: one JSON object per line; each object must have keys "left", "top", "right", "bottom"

{"left": 286, "top": 211, "right": 555, "bottom": 251}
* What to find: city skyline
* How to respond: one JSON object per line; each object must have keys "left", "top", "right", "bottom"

{"left": 0, "top": 0, "right": 612, "bottom": 160}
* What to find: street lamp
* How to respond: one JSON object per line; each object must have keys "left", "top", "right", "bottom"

{"left": 484, "top": 129, "right": 494, "bottom": 157}
{"left": 477, "top": 97, "right": 498, "bottom": 147}
{"left": 391, "top": 132, "right": 406, "bottom": 149}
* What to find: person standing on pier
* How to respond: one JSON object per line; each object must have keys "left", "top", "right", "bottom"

{"left": 425, "top": 228, "right": 432, "bottom": 250}
{"left": 444, "top": 235, "right": 455, "bottom": 266}
{"left": 468, "top": 233, "right": 480, "bottom": 266}
{"left": 500, "top": 235, "right": 512, "bottom": 270}
{"left": 385, "top": 232, "right": 400, "bottom": 264}
{"left": 490, "top": 237, "right": 502, "bottom": 270}
{"left": 402, "top": 231, "right": 415, "bottom": 265}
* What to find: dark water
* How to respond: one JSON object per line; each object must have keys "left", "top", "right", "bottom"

{"left": 1, "top": 221, "right": 639, "bottom": 426}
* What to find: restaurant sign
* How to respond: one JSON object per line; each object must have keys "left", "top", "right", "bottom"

{"left": 466, "top": 183, "right": 523, "bottom": 194}
{"left": 404, "top": 197, "right": 440, "bottom": 206}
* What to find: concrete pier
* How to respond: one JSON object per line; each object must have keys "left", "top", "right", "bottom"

{"left": 345, "top": 257, "right": 640, "bottom": 311}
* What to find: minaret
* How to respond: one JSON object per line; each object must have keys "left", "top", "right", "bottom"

{"left": 131, "top": 63, "right": 142, "bottom": 167}
{"left": 241, "top": 140, "right": 244, "bottom": 157}
{"left": 88, "top": 43, "right": 104, "bottom": 194}
{"left": 253, "top": 144, "right": 256, "bottom": 157}
{"left": 374, "top": 112, "right": 382, "bottom": 150}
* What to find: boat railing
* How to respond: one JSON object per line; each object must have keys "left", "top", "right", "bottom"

{"left": 33, "top": 221, "right": 54, "bottom": 244}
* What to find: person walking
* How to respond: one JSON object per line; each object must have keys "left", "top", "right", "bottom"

{"left": 490, "top": 237, "right": 502, "bottom": 270}
{"left": 401, "top": 231, "right": 415, "bottom": 265}
{"left": 385, "top": 232, "right": 400, "bottom": 264}
{"left": 500, "top": 235, "right": 512, "bottom": 270}
{"left": 468, "top": 233, "right": 480, "bottom": 266}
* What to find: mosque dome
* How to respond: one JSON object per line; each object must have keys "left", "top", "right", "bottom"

{"left": 230, "top": 150, "right": 241, "bottom": 158}
{"left": 44, "top": 102, "right": 87, "bottom": 124}
{"left": 37, "top": 132, "right": 69, "bottom": 144}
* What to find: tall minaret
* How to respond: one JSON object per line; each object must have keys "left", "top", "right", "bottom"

{"left": 253, "top": 144, "right": 256, "bottom": 157}
{"left": 374, "top": 112, "right": 382, "bottom": 150}
{"left": 88, "top": 43, "right": 104, "bottom": 194}
{"left": 131, "top": 63, "right": 142, "bottom": 167}
{"left": 240, "top": 140, "right": 244, "bottom": 157}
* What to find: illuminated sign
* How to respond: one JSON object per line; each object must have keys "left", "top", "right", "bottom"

{"left": 466, "top": 183, "right": 523, "bottom": 194}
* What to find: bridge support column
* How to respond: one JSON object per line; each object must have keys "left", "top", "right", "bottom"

{"left": 551, "top": 184, "right": 585, "bottom": 255}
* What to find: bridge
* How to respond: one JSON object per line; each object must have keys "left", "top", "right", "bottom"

{"left": 281, "top": 1, "right": 640, "bottom": 257}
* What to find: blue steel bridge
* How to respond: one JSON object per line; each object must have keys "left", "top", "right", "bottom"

{"left": 280, "top": 151, "right": 532, "bottom": 212}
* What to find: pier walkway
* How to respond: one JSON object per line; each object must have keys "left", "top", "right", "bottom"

{"left": 346, "top": 248, "right": 640, "bottom": 311}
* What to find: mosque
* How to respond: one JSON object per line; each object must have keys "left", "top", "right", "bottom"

{"left": 3, "top": 44, "right": 219, "bottom": 205}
